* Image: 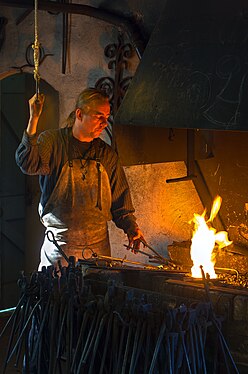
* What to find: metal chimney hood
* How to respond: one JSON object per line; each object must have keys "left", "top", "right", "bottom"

{"left": 114, "top": 0, "right": 248, "bottom": 131}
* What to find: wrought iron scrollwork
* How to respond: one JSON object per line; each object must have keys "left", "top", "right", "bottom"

{"left": 95, "top": 32, "right": 135, "bottom": 149}
{"left": 25, "top": 43, "right": 46, "bottom": 66}
{"left": 10, "top": 43, "right": 53, "bottom": 72}
{"left": 96, "top": 77, "right": 115, "bottom": 104}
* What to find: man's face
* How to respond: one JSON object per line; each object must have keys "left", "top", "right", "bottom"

{"left": 80, "top": 100, "right": 110, "bottom": 139}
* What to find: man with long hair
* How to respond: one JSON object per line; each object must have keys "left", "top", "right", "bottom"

{"left": 16, "top": 88, "right": 145, "bottom": 270}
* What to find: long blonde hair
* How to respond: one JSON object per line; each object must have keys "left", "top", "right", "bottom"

{"left": 65, "top": 88, "right": 109, "bottom": 128}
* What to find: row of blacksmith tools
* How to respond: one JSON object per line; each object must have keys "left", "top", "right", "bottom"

{"left": 0, "top": 261, "right": 240, "bottom": 373}
{"left": 0, "top": 261, "right": 238, "bottom": 374}
{"left": 46, "top": 229, "right": 180, "bottom": 269}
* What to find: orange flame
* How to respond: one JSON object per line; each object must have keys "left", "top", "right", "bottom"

{"left": 190, "top": 196, "right": 232, "bottom": 278}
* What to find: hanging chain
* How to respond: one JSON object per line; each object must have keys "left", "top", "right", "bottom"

{"left": 32, "top": 0, "right": 40, "bottom": 98}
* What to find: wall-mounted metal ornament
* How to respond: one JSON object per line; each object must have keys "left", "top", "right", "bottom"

{"left": 95, "top": 32, "right": 135, "bottom": 150}
{"left": 10, "top": 43, "right": 53, "bottom": 72}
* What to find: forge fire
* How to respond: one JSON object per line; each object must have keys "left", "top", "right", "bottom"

{"left": 190, "top": 195, "right": 232, "bottom": 279}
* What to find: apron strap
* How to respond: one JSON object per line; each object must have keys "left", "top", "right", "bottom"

{"left": 94, "top": 140, "right": 102, "bottom": 211}
{"left": 96, "top": 159, "right": 102, "bottom": 211}
{"left": 67, "top": 127, "right": 73, "bottom": 167}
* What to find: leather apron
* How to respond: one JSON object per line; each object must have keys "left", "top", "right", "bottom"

{"left": 38, "top": 157, "right": 112, "bottom": 269}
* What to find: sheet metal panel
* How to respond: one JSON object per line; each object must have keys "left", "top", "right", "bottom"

{"left": 114, "top": 0, "right": 248, "bottom": 131}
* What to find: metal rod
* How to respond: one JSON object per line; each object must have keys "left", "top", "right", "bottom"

{"left": 166, "top": 129, "right": 197, "bottom": 183}
{"left": 200, "top": 265, "right": 240, "bottom": 373}
{"left": 46, "top": 230, "right": 70, "bottom": 263}
{"left": 123, "top": 244, "right": 155, "bottom": 258}
{"left": 88, "top": 254, "right": 160, "bottom": 268}
{"left": 140, "top": 239, "right": 169, "bottom": 263}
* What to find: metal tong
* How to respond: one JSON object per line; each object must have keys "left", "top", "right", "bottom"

{"left": 124, "top": 238, "right": 176, "bottom": 267}
{"left": 46, "top": 230, "right": 70, "bottom": 264}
